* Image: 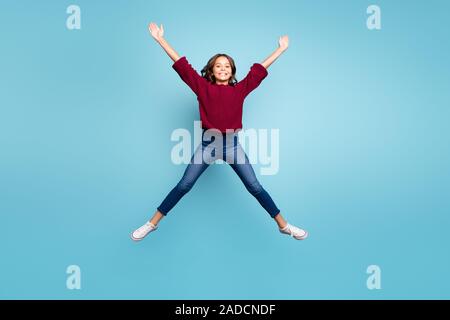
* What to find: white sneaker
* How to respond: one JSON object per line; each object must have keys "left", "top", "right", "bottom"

{"left": 279, "top": 223, "right": 308, "bottom": 240}
{"left": 131, "top": 222, "right": 158, "bottom": 241}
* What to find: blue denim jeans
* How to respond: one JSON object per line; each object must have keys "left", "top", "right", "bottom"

{"left": 157, "top": 129, "right": 280, "bottom": 218}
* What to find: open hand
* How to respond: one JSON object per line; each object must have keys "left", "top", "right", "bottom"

{"left": 148, "top": 22, "right": 164, "bottom": 42}
{"left": 278, "top": 35, "right": 289, "bottom": 51}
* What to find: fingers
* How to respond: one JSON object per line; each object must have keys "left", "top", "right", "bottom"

{"left": 278, "top": 35, "right": 289, "bottom": 50}
{"left": 279, "top": 35, "right": 289, "bottom": 44}
{"left": 149, "top": 22, "right": 159, "bottom": 31}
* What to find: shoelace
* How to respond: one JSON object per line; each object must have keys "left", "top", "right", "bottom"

{"left": 281, "top": 224, "right": 293, "bottom": 237}
{"left": 287, "top": 224, "right": 295, "bottom": 237}
{"left": 288, "top": 224, "right": 304, "bottom": 237}
{"left": 136, "top": 223, "right": 153, "bottom": 236}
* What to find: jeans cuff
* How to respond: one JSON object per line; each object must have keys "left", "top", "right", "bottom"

{"left": 157, "top": 207, "right": 168, "bottom": 216}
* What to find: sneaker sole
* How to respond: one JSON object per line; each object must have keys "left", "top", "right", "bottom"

{"left": 293, "top": 231, "right": 308, "bottom": 240}
{"left": 131, "top": 233, "right": 144, "bottom": 241}
{"left": 130, "top": 228, "right": 157, "bottom": 242}
{"left": 279, "top": 229, "right": 308, "bottom": 240}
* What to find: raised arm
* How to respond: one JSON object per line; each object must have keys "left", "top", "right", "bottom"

{"left": 148, "top": 22, "right": 181, "bottom": 63}
{"left": 260, "top": 35, "right": 289, "bottom": 69}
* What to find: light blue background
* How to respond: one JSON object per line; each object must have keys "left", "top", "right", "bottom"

{"left": 1, "top": 0, "right": 449, "bottom": 299}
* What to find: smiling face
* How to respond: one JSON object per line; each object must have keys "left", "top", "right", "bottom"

{"left": 212, "top": 56, "right": 232, "bottom": 85}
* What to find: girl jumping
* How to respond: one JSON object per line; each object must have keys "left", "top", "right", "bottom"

{"left": 131, "top": 22, "right": 308, "bottom": 241}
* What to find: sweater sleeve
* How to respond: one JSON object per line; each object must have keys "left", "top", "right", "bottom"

{"left": 238, "top": 63, "right": 268, "bottom": 98}
{"left": 172, "top": 56, "right": 205, "bottom": 95}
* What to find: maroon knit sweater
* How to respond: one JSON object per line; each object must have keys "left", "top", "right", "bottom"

{"left": 172, "top": 56, "right": 268, "bottom": 133}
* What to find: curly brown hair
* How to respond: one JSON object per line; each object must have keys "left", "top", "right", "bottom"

{"left": 201, "top": 53, "right": 238, "bottom": 86}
